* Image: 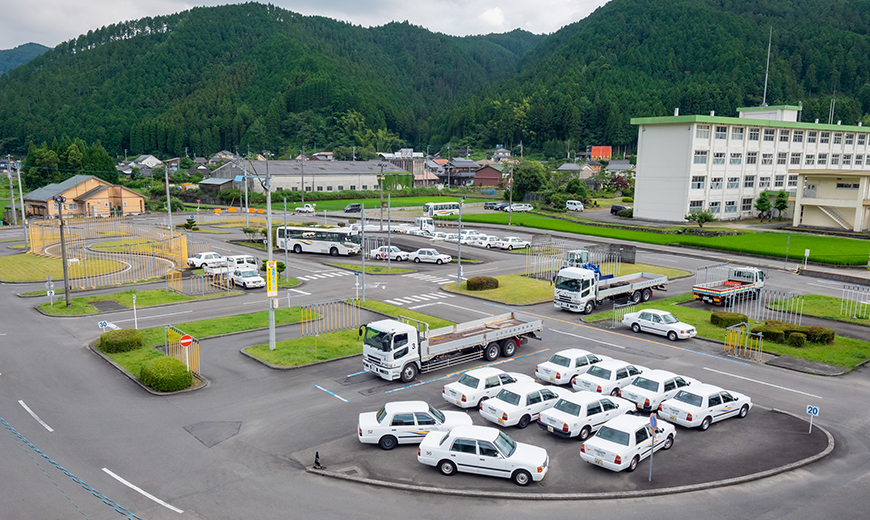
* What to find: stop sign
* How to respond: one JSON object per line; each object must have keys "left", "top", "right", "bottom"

{"left": 179, "top": 334, "right": 193, "bottom": 348}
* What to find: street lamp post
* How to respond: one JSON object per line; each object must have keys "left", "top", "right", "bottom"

{"left": 16, "top": 161, "right": 27, "bottom": 245}
{"left": 508, "top": 165, "right": 515, "bottom": 226}
{"left": 263, "top": 154, "right": 276, "bottom": 351}
{"left": 378, "top": 163, "right": 386, "bottom": 232}
{"left": 164, "top": 166, "right": 173, "bottom": 230}
{"left": 457, "top": 197, "right": 465, "bottom": 288}
{"left": 53, "top": 195, "right": 71, "bottom": 307}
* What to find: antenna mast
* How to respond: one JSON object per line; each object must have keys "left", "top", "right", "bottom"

{"left": 762, "top": 26, "right": 772, "bottom": 107}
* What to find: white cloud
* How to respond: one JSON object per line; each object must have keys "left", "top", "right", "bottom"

{"left": 476, "top": 7, "right": 507, "bottom": 32}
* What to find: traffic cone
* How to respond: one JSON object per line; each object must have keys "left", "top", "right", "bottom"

{"left": 314, "top": 451, "right": 325, "bottom": 470}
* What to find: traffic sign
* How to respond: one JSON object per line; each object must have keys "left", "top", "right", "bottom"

{"left": 649, "top": 414, "right": 657, "bottom": 429}
{"left": 266, "top": 261, "right": 278, "bottom": 297}
{"left": 98, "top": 321, "right": 109, "bottom": 329}
{"left": 179, "top": 334, "right": 193, "bottom": 348}
{"left": 806, "top": 405, "right": 819, "bottom": 417}
{"left": 47, "top": 290, "right": 55, "bottom": 296}
{"left": 354, "top": 270, "right": 360, "bottom": 276}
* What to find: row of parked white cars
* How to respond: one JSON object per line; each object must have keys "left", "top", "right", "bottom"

{"left": 358, "top": 349, "right": 753, "bottom": 486}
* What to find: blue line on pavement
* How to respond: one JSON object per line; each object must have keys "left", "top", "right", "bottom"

{"left": 314, "top": 384, "right": 349, "bottom": 403}
{"left": 346, "top": 370, "right": 368, "bottom": 377}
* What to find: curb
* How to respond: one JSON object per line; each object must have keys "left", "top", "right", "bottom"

{"left": 304, "top": 407, "right": 833, "bottom": 500}
{"left": 88, "top": 342, "right": 210, "bottom": 395}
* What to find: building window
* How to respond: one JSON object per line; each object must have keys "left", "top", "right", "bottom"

{"left": 744, "top": 175, "right": 755, "bottom": 188}
{"left": 843, "top": 154, "right": 852, "bottom": 166}
{"left": 820, "top": 132, "right": 830, "bottom": 144}
{"left": 846, "top": 133, "right": 854, "bottom": 145}
{"left": 763, "top": 129, "right": 775, "bottom": 141}
{"left": 779, "top": 129, "right": 790, "bottom": 142}
{"left": 759, "top": 176, "right": 770, "bottom": 188}
{"left": 68, "top": 203, "right": 78, "bottom": 210}
{"left": 693, "top": 150, "right": 708, "bottom": 164}
{"left": 326, "top": 185, "right": 333, "bottom": 191}
{"left": 774, "top": 175, "right": 785, "bottom": 187}
{"left": 808, "top": 131, "right": 817, "bottom": 143}
{"left": 713, "top": 152, "right": 726, "bottom": 165}
{"left": 805, "top": 154, "right": 815, "bottom": 165}
{"left": 777, "top": 152, "right": 788, "bottom": 165}
{"left": 689, "top": 200, "right": 703, "bottom": 213}
{"left": 291, "top": 187, "right": 298, "bottom": 191}
{"left": 715, "top": 126, "right": 727, "bottom": 139}
{"left": 788, "top": 175, "right": 798, "bottom": 187}
{"left": 730, "top": 152, "right": 742, "bottom": 165}
{"left": 746, "top": 152, "right": 758, "bottom": 164}
{"left": 761, "top": 153, "right": 773, "bottom": 165}
{"left": 337, "top": 185, "right": 344, "bottom": 191}
{"left": 725, "top": 200, "right": 737, "bottom": 213}
{"left": 727, "top": 177, "right": 739, "bottom": 189}
{"left": 696, "top": 125, "right": 710, "bottom": 139}
{"left": 833, "top": 133, "right": 842, "bottom": 144}
{"left": 742, "top": 198, "right": 753, "bottom": 211}
{"left": 859, "top": 134, "right": 867, "bottom": 146}
{"left": 731, "top": 127, "right": 744, "bottom": 140}
{"left": 831, "top": 154, "right": 840, "bottom": 165}
{"left": 790, "top": 153, "right": 801, "bottom": 165}
{"left": 362, "top": 185, "right": 368, "bottom": 190}
{"left": 711, "top": 177, "right": 723, "bottom": 189}
{"left": 709, "top": 201, "right": 721, "bottom": 213}
{"left": 305, "top": 186, "right": 312, "bottom": 191}
{"left": 856, "top": 155, "right": 864, "bottom": 166}
{"left": 691, "top": 176, "right": 705, "bottom": 189}
{"left": 836, "top": 183, "right": 859, "bottom": 189}
{"left": 792, "top": 130, "right": 804, "bottom": 143}
{"left": 317, "top": 186, "right": 324, "bottom": 191}
{"left": 749, "top": 128, "right": 760, "bottom": 141}
{"left": 817, "top": 153, "right": 827, "bottom": 165}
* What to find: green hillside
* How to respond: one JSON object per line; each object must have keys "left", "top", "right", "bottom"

{"left": 0, "top": 42, "right": 49, "bottom": 75}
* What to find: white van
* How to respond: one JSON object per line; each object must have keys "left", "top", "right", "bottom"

{"left": 226, "top": 255, "right": 258, "bottom": 268}
{"left": 567, "top": 200, "right": 585, "bottom": 212}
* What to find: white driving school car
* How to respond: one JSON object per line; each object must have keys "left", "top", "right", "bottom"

{"left": 496, "top": 236, "right": 531, "bottom": 250}
{"left": 538, "top": 392, "right": 636, "bottom": 441}
{"left": 442, "top": 368, "right": 533, "bottom": 409}
{"left": 580, "top": 415, "right": 676, "bottom": 472}
{"left": 358, "top": 401, "right": 472, "bottom": 450}
{"left": 409, "top": 248, "right": 452, "bottom": 264}
{"left": 369, "top": 245, "right": 409, "bottom": 261}
{"left": 619, "top": 370, "right": 698, "bottom": 414}
{"left": 478, "top": 381, "right": 566, "bottom": 429}
{"left": 657, "top": 384, "right": 752, "bottom": 431}
{"left": 417, "top": 425, "right": 549, "bottom": 486}
{"left": 535, "top": 348, "right": 610, "bottom": 385}
{"left": 622, "top": 309, "right": 697, "bottom": 341}
{"left": 229, "top": 268, "right": 265, "bottom": 289}
{"left": 571, "top": 359, "right": 647, "bottom": 396}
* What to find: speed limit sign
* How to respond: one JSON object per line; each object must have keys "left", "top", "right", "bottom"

{"left": 806, "top": 404, "right": 820, "bottom": 434}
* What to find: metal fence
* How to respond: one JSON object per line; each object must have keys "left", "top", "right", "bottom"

{"left": 724, "top": 322, "right": 764, "bottom": 362}
{"left": 164, "top": 325, "right": 201, "bottom": 377}
{"left": 840, "top": 284, "right": 870, "bottom": 319}
{"left": 721, "top": 288, "right": 804, "bottom": 325}
{"left": 611, "top": 301, "right": 636, "bottom": 328}
{"left": 695, "top": 263, "right": 731, "bottom": 285}
{"left": 524, "top": 239, "right": 566, "bottom": 281}
{"left": 301, "top": 299, "right": 362, "bottom": 336}
{"left": 166, "top": 268, "right": 231, "bottom": 296}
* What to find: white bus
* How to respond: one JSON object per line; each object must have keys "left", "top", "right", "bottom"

{"left": 276, "top": 226, "right": 361, "bottom": 256}
{"left": 423, "top": 201, "right": 460, "bottom": 217}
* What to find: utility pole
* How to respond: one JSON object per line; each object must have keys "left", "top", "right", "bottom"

{"left": 508, "top": 165, "right": 515, "bottom": 226}
{"left": 284, "top": 197, "right": 289, "bottom": 281}
{"left": 457, "top": 197, "right": 465, "bottom": 288}
{"left": 53, "top": 196, "right": 71, "bottom": 307}
{"left": 244, "top": 161, "right": 249, "bottom": 228}
{"left": 164, "top": 166, "right": 173, "bottom": 230}
{"left": 264, "top": 154, "right": 276, "bottom": 351}
{"left": 361, "top": 203, "right": 366, "bottom": 302}
{"left": 15, "top": 161, "right": 27, "bottom": 245}
{"left": 378, "top": 163, "right": 386, "bottom": 232}
{"left": 6, "top": 155, "right": 16, "bottom": 225}
{"left": 300, "top": 146, "right": 305, "bottom": 205}
{"left": 387, "top": 193, "right": 391, "bottom": 271}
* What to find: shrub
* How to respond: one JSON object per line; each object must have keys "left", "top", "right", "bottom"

{"left": 466, "top": 276, "right": 499, "bottom": 291}
{"left": 805, "top": 326, "right": 835, "bottom": 344}
{"left": 617, "top": 208, "right": 633, "bottom": 218}
{"left": 710, "top": 312, "right": 747, "bottom": 328}
{"left": 751, "top": 325, "right": 785, "bottom": 343}
{"left": 100, "top": 329, "right": 143, "bottom": 353}
{"left": 622, "top": 197, "right": 634, "bottom": 203}
{"left": 788, "top": 332, "right": 807, "bottom": 348}
{"left": 139, "top": 356, "right": 192, "bottom": 392}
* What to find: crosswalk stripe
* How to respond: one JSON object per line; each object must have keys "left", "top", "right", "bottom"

{"left": 384, "top": 299, "right": 404, "bottom": 306}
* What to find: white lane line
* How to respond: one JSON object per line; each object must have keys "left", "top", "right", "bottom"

{"left": 290, "top": 289, "right": 311, "bottom": 295}
{"left": 18, "top": 401, "right": 53, "bottom": 432}
{"left": 703, "top": 367, "right": 823, "bottom": 399}
{"left": 211, "top": 246, "right": 233, "bottom": 252}
{"left": 102, "top": 468, "right": 183, "bottom": 513}
{"left": 384, "top": 300, "right": 404, "bottom": 306}
{"left": 549, "top": 329, "right": 625, "bottom": 349}
{"left": 243, "top": 301, "right": 265, "bottom": 306}
{"left": 113, "top": 310, "right": 193, "bottom": 324}
{"left": 409, "top": 302, "right": 494, "bottom": 315}
{"left": 314, "top": 384, "right": 349, "bottom": 402}
{"left": 806, "top": 282, "right": 844, "bottom": 289}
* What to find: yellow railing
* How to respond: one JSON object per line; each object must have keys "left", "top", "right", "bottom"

{"left": 724, "top": 323, "right": 764, "bottom": 362}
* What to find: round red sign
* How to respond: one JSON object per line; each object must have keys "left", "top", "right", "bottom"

{"left": 179, "top": 334, "right": 193, "bottom": 347}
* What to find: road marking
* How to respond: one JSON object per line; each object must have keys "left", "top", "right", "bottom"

{"left": 409, "top": 302, "right": 494, "bottom": 315}
{"left": 314, "top": 384, "right": 349, "bottom": 402}
{"left": 113, "top": 310, "right": 193, "bottom": 324}
{"left": 18, "top": 401, "right": 53, "bottom": 432}
{"left": 243, "top": 301, "right": 264, "bottom": 305}
{"left": 347, "top": 370, "right": 368, "bottom": 377}
{"left": 806, "top": 282, "right": 843, "bottom": 289}
{"left": 101, "top": 468, "right": 183, "bottom": 513}
{"left": 703, "top": 367, "right": 823, "bottom": 399}
{"left": 210, "top": 245, "right": 233, "bottom": 252}
{"left": 550, "top": 329, "right": 625, "bottom": 349}
{"left": 290, "top": 289, "right": 311, "bottom": 295}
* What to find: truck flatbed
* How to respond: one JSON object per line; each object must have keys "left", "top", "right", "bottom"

{"left": 429, "top": 316, "right": 528, "bottom": 346}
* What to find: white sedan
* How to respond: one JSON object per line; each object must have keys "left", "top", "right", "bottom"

{"left": 229, "top": 268, "right": 265, "bottom": 289}
{"left": 417, "top": 425, "right": 549, "bottom": 486}
{"left": 535, "top": 349, "right": 610, "bottom": 386}
{"left": 497, "top": 237, "right": 531, "bottom": 250}
{"left": 369, "top": 245, "right": 409, "bottom": 261}
{"left": 622, "top": 309, "right": 697, "bottom": 341}
{"left": 409, "top": 248, "right": 452, "bottom": 264}
{"left": 479, "top": 381, "right": 566, "bottom": 429}
{"left": 358, "top": 401, "right": 472, "bottom": 450}
{"left": 187, "top": 252, "right": 225, "bottom": 268}
{"left": 657, "top": 384, "right": 752, "bottom": 431}
{"left": 507, "top": 203, "right": 533, "bottom": 212}
{"left": 580, "top": 415, "right": 676, "bottom": 472}
{"left": 620, "top": 370, "right": 699, "bottom": 414}
{"left": 442, "top": 367, "right": 533, "bottom": 408}
{"left": 444, "top": 234, "right": 460, "bottom": 243}
{"left": 431, "top": 232, "right": 449, "bottom": 240}
{"left": 473, "top": 235, "right": 501, "bottom": 248}
{"left": 538, "top": 392, "right": 636, "bottom": 441}
{"left": 571, "top": 359, "right": 647, "bottom": 396}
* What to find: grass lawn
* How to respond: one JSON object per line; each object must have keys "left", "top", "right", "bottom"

{"left": 187, "top": 228, "right": 227, "bottom": 234}
{"left": 138, "top": 307, "right": 306, "bottom": 347}
{"left": 443, "top": 273, "right": 555, "bottom": 304}
{"left": 357, "top": 300, "right": 455, "bottom": 329}
{"left": 91, "top": 238, "right": 154, "bottom": 253}
{"left": 0, "top": 253, "right": 124, "bottom": 282}
{"left": 326, "top": 262, "right": 415, "bottom": 274}
{"left": 38, "top": 288, "right": 240, "bottom": 315}
{"left": 8, "top": 242, "right": 27, "bottom": 249}
{"left": 249, "top": 196, "right": 490, "bottom": 213}
{"left": 98, "top": 344, "right": 201, "bottom": 391}
{"left": 770, "top": 294, "right": 870, "bottom": 326}
{"left": 276, "top": 277, "right": 301, "bottom": 287}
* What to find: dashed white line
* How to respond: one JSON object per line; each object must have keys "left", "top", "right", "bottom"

{"left": 549, "top": 329, "right": 626, "bottom": 349}
{"left": 102, "top": 468, "right": 183, "bottom": 513}
{"left": 18, "top": 400, "right": 53, "bottom": 432}
{"left": 702, "top": 367, "right": 823, "bottom": 399}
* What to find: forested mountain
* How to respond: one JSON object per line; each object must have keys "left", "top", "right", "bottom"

{"left": 0, "top": 43, "right": 49, "bottom": 75}
{"left": 1, "top": 0, "right": 870, "bottom": 161}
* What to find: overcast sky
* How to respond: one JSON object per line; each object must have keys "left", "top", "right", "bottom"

{"left": 2, "top": 0, "right": 612, "bottom": 50}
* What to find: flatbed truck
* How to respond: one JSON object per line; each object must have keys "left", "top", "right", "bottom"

{"left": 554, "top": 267, "right": 668, "bottom": 314}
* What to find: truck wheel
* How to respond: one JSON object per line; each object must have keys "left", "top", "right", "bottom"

{"left": 400, "top": 363, "right": 418, "bottom": 383}
{"left": 500, "top": 338, "right": 518, "bottom": 358}
{"left": 642, "top": 288, "right": 652, "bottom": 302}
{"left": 293, "top": 245, "right": 302, "bottom": 254}
{"left": 631, "top": 290, "right": 643, "bottom": 303}
{"left": 484, "top": 342, "right": 500, "bottom": 361}
{"left": 583, "top": 301, "right": 594, "bottom": 314}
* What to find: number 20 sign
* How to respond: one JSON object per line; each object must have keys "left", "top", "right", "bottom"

{"left": 806, "top": 405, "right": 820, "bottom": 417}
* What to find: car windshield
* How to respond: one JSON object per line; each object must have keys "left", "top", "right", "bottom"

{"left": 554, "top": 276, "right": 583, "bottom": 291}
{"left": 495, "top": 389, "right": 521, "bottom": 406}
{"left": 548, "top": 355, "right": 571, "bottom": 368}
{"left": 376, "top": 406, "right": 387, "bottom": 424}
{"left": 660, "top": 313, "right": 679, "bottom": 324}
{"left": 586, "top": 366, "right": 611, "bottom": 380}
{"left": 240, "top": 271, "right": 258, "bottom": 278}
{"left": 630, "top": 377, "right": 660, "bottom": 392}
{"left": 494, "top": 431, "right": 517, "bottom": 457}
{"left": 553, "top": 399, "right": 581, "bottom": 417}
{"left": 428, "top": 405, "right": 445, "bottom": 423}
{"left": 364, "top": 328, "right": 392, "bottom": 352}
{"left": 457, "top": 374, "right": 480, "bottom": 389}
{"left": 596, "top": 426, "right": 630, "bottom": 446}
{"left": 674, "top": 390, "right": 703, "bottom": 407}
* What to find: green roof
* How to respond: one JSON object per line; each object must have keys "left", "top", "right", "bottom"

{"left": 630, "top": 114, "right": 866, "bottom": 133}
{"left": 736, "top": 105, "right": 801, "bottom": 112}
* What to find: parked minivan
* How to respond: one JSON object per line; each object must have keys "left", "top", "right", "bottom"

{"left": 566, "top": 200, "right": 585, "bottom": 212}
{"left": 344, "top": 203, "right": 362, "bottom": 213}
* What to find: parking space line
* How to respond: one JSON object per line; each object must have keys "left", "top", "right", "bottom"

{"left": 346, "top": 370, "right": 368, "bottom": 377}
{"left": 550, "top": 329, "right": 625, "bottom": 349}
{"left": 102, "top": 468, "right": 183, "bottom": 513}
{"left": 314, "top": 384, "right": 349, "bottom": 402}
{"left": 18, "top": 401, "right": 53, "bottom": 432}
{"left": 703, "top": 367, "right": 823, "bottom": 399}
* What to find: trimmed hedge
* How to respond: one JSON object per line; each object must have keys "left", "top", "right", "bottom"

{"left": 100, "top": 329, "right": 143, "bottom": 353}
{"left": 139, "top": 356, "right": 193, "bottom": 392}
{"left": 788, "top": 332, "right": 807, "bottom": 348}
{"left": 710, "top": 312, "right": 747, "bottom": 328}
{"left": 467, "top": 276, "right": 499, "bottom": 291}
{"left": 751, "top": 320, "right": 835, "bottom": 345}
{"left": 617, "top": 208, "right": 633, "bottom": 218}
{"left": 622, "top": 197, "right": 634, "bottom": 203}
